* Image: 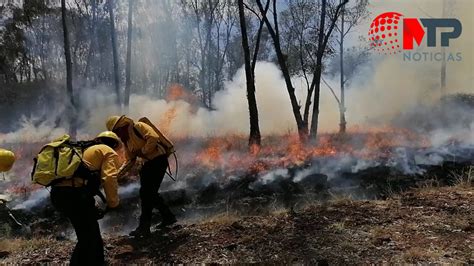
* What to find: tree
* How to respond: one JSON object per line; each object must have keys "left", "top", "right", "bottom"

{"left": 180, "top": 0, "right": 237, "bottom": 108}
{"left": 308, "top": 0, "right": 348, "bottom": 139}
{"left": 124, "top": 0, "right": 133, "bottom": 109}
{"left": 84, "top": 0, "right": 99, "bottom": 84}
{"left": 334, "top": 0, "right": 368, "bottom": 133}
{"left": 338, "top": 5, "right": 347, "bottom": 133}
{"left": 279, "top": 0, "right": 321, "bottom": 135}
{"left": 255, "top": 0, "right": 307, "bottom": 140}
{"left": 255, "top": 0, "right": 346, "bottom": 141}
{"left": 108, "top": 0, "right": 121, "bottom": 107}
{"left": 238, "top": 0, "right": 269, "bottom": 150}
{"left": 61, "top": 0, "right": 76, "bottom": 137}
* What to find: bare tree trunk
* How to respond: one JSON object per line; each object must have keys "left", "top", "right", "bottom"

{"left": 309, "top": 0, "right": 348, "bottom": 140}
{"left": 256, "top": 0, "right": 307, "bottom": 141}
{"left": 108, "top": 0, "right": 121, "bottom": 107}
{"left": 84, "top": 0, "right": 98, "bottom": 83}
{"left": 339, "top": 5, "right": 346, "bottom": 133}
{"left": 309, "top": 0, "right": 327, "bottom": 140}
{"left": 124, "top": 0, "right": 133, "bottom": 109}
{"left": 61, "top": 0, "right": 76, "bottom": 138}
{"left": 238, "top": 0, "right": 261, "bottom": 149}
{"left": 303, "top": 82, "right": 315, "bottom": 126}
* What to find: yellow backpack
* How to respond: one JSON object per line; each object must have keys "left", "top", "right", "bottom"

{"left": 135, "top": 117, "right": 178, "bottom": 180}
{"left": 31, "top": 135, "right": 95, "bottom": 186}
{"left": 136, "top": 117, "right": 175, "bottom": 157}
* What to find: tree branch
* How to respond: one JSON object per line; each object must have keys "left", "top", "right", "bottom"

{"left": 322, "top": 0, "right": 348, "bottom": 52}
{"left": 322, "top": 76, "right": 340, "bottom": 105}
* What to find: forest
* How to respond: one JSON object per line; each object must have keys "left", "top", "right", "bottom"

{"left": 0, "top": 0, "right": 473, "bottom": 264}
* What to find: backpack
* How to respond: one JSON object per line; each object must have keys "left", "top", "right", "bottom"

{"left": 134, "top": 117, "right": 178, "bottom": 181}
{"left": 136, "top": 117, "right": 175, "bottom": 157}
{"left": 31, "top": 135, "right": 98, "bottom": 187}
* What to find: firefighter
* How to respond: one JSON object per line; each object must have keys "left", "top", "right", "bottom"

{"left": 50, "top": 131, "right": 122, "bottom": 265}
{"left": 106, "top": 115, "right": 176, "bottom": 237}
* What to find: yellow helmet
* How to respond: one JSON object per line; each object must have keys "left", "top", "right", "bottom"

{"left": 95, "top": 131, "right": 120, "bottom": 142}
{"left": 95, "top": 131, "right": 121, "bottom": 149}
{"left": 106, "top": 115, "right": 123, "bottom": 131}
{"left": 0, "top": 149, "right": 15, "bottom": 172}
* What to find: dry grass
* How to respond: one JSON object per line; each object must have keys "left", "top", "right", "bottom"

{"left": 327, "top": 191, "right": 355, "bottom": 204}
{"left": 201, "top": 212, "right": 240, "bottom": 225}
{"left": 452, "top": 166, "right": 473, "bottom": 187}
{"left": 329, "top": 222, "right": 346, "bottom": 233}
{"left": 0, "top": 237, "right": 55, "bottom": 254}
{"left": 370, "top": 226, "right": 392, "bottom": 245}
{"left": 400, "top": 247, "right": 443, "bottom": 263}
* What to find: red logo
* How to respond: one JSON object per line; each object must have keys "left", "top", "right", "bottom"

{"left": 368, "top": 12, "right": 462, "bottom": 56}
{"left": 368, "top": 12, "right": 403, "bottom": 55}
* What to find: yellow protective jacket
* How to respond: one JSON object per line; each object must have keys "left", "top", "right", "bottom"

{"left": 83, "top": 144, "right": 121, "bottom": 208}
{"left": 56, "top": 144, "right": 121, "bottom": 208}
{"left": 125, "top": 122, "right": 162, "bottom": 161}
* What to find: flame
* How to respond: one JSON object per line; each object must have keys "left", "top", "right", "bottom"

{"left": 158, "top": 106, "right": 177, "bottom": 135}
{"left": 189, "top": 126, "right": 432, "bottom": 176}
{"left": 1, "top": 125, "right": 457, "bottom": 198}
{"left": 166, "top": 83, "right": 197, "bottom": 104}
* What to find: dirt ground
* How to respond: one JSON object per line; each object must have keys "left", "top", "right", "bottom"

{"left": 1, "top": 185, "right": 472, "bottom": 264}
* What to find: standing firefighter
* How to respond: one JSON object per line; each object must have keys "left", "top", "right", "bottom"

{"left": 106, "top": 115, "right": 176, "bottom": 237}
{"left": 32, "top": 132, "right": 122, "bottom": 265}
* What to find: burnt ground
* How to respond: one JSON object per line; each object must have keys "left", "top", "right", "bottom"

{"left": 0, "top": 184, "right": 472, "bottom": 264}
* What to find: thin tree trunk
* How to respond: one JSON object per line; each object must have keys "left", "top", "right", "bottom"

{"left": 238, "top": 0, "right": 261, "bottom": 149}
{"left": 84, "top": 0, "right": 98, "bottom": 83}
{"left": 61, "top": 0, "right": 76, "bottom": 138}
{"left": 124, "top": 0, "right": 133, "bottom": 109}
{"left": 256, "top": 0, "right": 307, "bottom": 141}
{"left": 339, "top": 5, "right": 346, "bottom": 133}
{"left": 309, "top": 0, "right": 327, "bottom": 140}
{"left": 309, "top": 0, "right": 348, "bottom": 139}
{"left": 108, "top": 0, "right": 121, "bottom": 107}
{"left": 303, "top": 82, "right": 315, "bottom": 126}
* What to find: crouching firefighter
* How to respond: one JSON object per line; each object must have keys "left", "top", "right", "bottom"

{"left": 106, "top": 115, "right": 176, "bottom": 237}
{"left": 31, "top": 131, "right": 122, "bottom": 265}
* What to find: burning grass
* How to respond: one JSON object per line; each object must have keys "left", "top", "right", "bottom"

{"left": 184, "top": 126, "right": 432, "bottom": 174}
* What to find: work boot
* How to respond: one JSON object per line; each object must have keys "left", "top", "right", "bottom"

{"left": 129, "top": 226, "right": 151, "bottom": 237}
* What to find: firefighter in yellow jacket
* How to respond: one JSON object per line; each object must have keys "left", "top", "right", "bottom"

{"left": 106, "top": 115, "right": 176, "bottom": 237}
{"left": 50, "top": 131, "right": 121, "bottom": 265}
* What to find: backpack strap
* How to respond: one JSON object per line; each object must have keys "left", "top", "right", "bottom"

{"left": 134, "top": 123, "right": 178, "bottom": 180}
{"left": 72, "top": 145, "right": 107, "bottom": 204}
{"left": 164, "top": 152, "right": 179, "bottom": 181}
{"left": 133, "top": 125, "right": 144, "bottom": 140}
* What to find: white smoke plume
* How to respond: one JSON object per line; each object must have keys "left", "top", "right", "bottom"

{"left": 0, "top": 1, "right": 471, "bottom": 143}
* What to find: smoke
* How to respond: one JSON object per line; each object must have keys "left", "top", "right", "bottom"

{"left": 249, "top": 168, "right": 290, "bottom": 189}
{"left": 11, "top": 188, "right": 49, "bottom": 210}
{"left": 0, "top": 117, "right": 67, "bottom": 144}
{"left": 0, "top": 1, "right": 471, "bottom": 143}
{"left": 341, "top": 0, "right": 474, "bottom": 128}
{"left": 84, "top": 0, "right": 472, "bottom": 139}
{"left": 82, "top": 62, "right": 306, "bottom": 137}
